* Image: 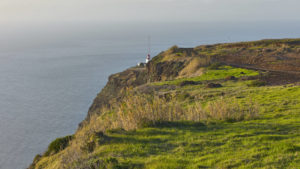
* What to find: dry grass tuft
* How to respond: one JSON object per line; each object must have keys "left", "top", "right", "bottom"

{"left": 113, "top": 95, "right": 259, "bottom": 130}
{"left": 115, "top": 95, "right": 185, "bottom": 130}
{"left": 178, "top": 57, "right": 204, "bottom": 78}
{"left": 206, "top": 98, "right": 259, "bottom": 122}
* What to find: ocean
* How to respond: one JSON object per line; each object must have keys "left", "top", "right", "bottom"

{"left": 0, "top": 21, "right": 299, "bottom": 169}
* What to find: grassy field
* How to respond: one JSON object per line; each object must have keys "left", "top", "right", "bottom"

{"left": 153, "top": 66, "right": 259, "bottom": 86}
{"left": 65, "top": 70, "right": 300, "bottom": 169}
{"left": 31, "top": 39, "right": 300, "bottom": 169}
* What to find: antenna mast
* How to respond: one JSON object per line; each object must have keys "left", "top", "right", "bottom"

{"left": 148, "top": 36, "right": 151, "bottom": 55}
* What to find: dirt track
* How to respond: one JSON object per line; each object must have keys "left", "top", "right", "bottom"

{"left": 224, "top": 62, "right": 300, "bottom": 85}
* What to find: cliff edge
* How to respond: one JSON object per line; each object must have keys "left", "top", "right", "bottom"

{"left": 29, "top": 38, "right": 300, "bottom": 169}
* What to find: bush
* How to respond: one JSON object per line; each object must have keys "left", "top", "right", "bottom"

{"left": 207, "top": 62, "right": 222, "bottom": 70}
{"left": 206, "top": 83, "right": 222, "bottom": 88}
{"left": 169, "top": 45, "right": 179, "bottom": 53}
{"left": 80, "top": 131, "right": 109, "bottom": 153}
{"left": 45, "top": 135, "right": 73, "bottom": 156}
{"left": 225, "top": 76, "right": 237, "bottom": 80}
{"left": 179, "top": 80, "right": 199, "bottom": 87}
{"left": 82, "top": 141, "right": 96, "bottom": 153}
{"left": 248, "top": 80, "right": 266, "bottom": 87}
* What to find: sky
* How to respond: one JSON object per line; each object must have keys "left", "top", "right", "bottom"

{"left": 0, "top": 0, "right": 300, "bottom": 23}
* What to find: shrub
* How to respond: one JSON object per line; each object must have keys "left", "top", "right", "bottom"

{"left": 206, "top": 83, "right": 222, "bottom": 88}
{"left": 176, "top": 52, "right": 183, "bottom": 56}
{"left": 179, "top": 80, "right": 199, "bottom": 87}
{"left": 248, "top": 80, "right": 266, "bottom": 87}
{"left": 169, "top": 45, "right": 179, "bottom": 53}
{"left": 207, "top": 62, "right": 222, "bottom": 70}
{"left": 225, "top": 76, "right": 237, "bottom": 80}
{"left": 45, "top": 135, "right": 73, "bottom": 156}
{"left": 80, "top": 131, "right": 110, "bottom": 153}
{"left": 81, "top": 141, "right": 96, "bottom": 153}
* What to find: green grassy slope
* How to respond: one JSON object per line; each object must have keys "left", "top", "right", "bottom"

{"left": 153, "top": 65, "right": 259, "bottom": 85}
{"left": 67, "top": 72, "right": 300, "bottom": 169}
{"left": 30, "top": 39, "right": 300, "bottom": 169}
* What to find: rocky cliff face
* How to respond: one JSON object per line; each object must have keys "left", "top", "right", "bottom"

{"left": 83, "top": 67, "right": 148, "bottom": 124}
{"left": 146, "top": 61, "right": 185, "bottom": 81}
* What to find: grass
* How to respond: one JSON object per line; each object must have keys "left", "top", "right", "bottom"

{"left": 72, "top": 84, "right": 300, "bottom": 169}
{"left": 31, "top": 37, "right": 300, "bottom": 168}
{"left": 33, "top": 78, "right": 300, "bottom": 169}
{"left": 41, "top": 74, "right": 299, "bottom": 169}
{"left": 154, "top": 66, "right": 259, "bottom": 86}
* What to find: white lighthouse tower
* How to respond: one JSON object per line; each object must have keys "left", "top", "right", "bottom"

{"left": 146, "top": 36, "right": 151, "bottom": 63}
{"left": 146, "top": 54, "right": 150, "bottom": 63}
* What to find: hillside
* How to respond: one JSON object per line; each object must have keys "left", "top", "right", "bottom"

{"left": 29, "top": 39, "right": 300, "bottom": 169}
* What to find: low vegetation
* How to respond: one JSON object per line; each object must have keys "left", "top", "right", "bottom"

{"left": 45, "top": 135, "right": 73, "bottom": 156}
{"left": 247, "top": 80, "right": 267, "bottom": 87}
{"left": 113, "top": 95, "right": 259, "bottom": 130}
{"left": 30, "top": 39, "right": 300, "bottom": 169}
{"left": 56, "top": 83, "right": 299, "bottom": 169}
{"left": 154, "top": 66, "right": 259, "bottom": 86}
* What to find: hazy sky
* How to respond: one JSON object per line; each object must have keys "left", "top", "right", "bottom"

{"left": 0, "top": 0, "right": 300, "bottom": 23}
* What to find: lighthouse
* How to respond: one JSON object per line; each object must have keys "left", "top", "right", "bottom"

{"left": 146, "top": 36, "right": 151, "bottom": 63}
{"left": 146, "top": 54, "right": 150, "bottom": 63}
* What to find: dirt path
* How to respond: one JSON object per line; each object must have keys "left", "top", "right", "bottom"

{"left": 224, "top": 62, "right": 300, "bottom": 74}
{"left": 223, "top": 62, "right": 300, "bottom": 85}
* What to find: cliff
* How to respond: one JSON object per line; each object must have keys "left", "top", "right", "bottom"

{"left": 84, "top": 67, "right": 148, "bottom": 123}
{"left": 29, "top": 39, "right": 300, "bottom": 169}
